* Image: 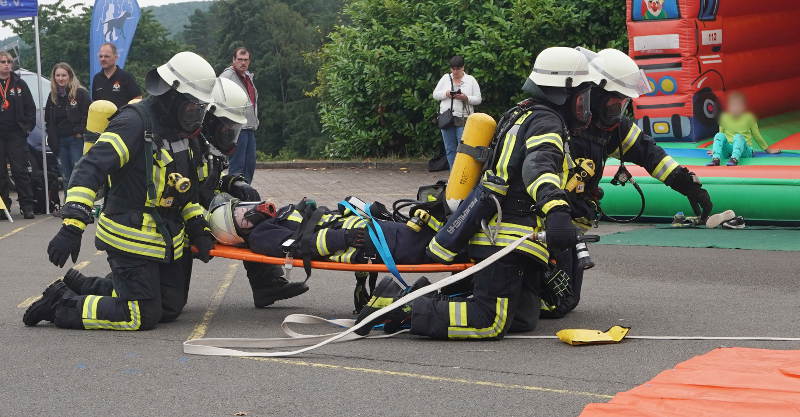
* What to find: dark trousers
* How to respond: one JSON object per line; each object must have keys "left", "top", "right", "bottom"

{"left": 410, "top": 255, "right": 543, "bottom": 340}
{"left": 0, "top": 130, "right": 34, "bottom": 210}
{"left": 54, "top": 251, "right": 178, "bottom": 330}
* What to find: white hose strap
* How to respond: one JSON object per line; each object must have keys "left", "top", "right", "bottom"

{"left": 183, "top": 234, "right": 534, "bottom": 357}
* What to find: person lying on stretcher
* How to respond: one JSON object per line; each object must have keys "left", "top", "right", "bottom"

{"left": 206, "top": 193, "right": 438, "bottom": 265}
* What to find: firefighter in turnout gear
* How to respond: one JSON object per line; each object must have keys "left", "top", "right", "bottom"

{"left": 25, "top": 52, "right": 218, "bottom": 330}
{"left": 541, "top": 47, "right": 714, "bottom": 318}
{"left": 355, "top": 47, "right": 600, "bottom": 339}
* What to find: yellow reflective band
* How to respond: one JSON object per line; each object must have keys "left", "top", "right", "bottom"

{"left": 526, "top": 173, "right": 561, "bottom": 200}
{"left": 494, "top": 111, "right": 530, "bottom": 182}
{"left": 197, "top": 163, "right": 209, "bottom": 182}
{"left": 650, "top": 155, "right": 680, "bottom": 182}
{"left": 470, "top": 234, "right": 549, "bottom": 263}
{"left": 448, "top": 302, "right": 468, "bottom": 327}
{"left": 287, "top": 211, "right": 303, "bottom": 223}
{"left": 83, "top": 300, "right": 142, "bottom": 330}
{"left": 481, "top": 172, "right": 509, "bottom": 196}
{"left": 98, "top": 214, "right": 165, "bottom": 244}
{"left": 316, "top": 228, "right": 330, "bottom": 256}
{"left": 426, "top": 216, "right": 443, "bottom": 232}
{"left": 96, "top": 133, "right": 130, "bottom": 167}
{"left": 610, "top": 124, "right": 641, "bottom": 158}
{"left": 541, "top": 199, "right": 569, "bottom": 215}
{"left": 427, "top": 238, "right": 456, "bottom": 262}
{"left": 448, "top": 298, "right": 508, "bottom": 339}
{"left": 96, "top": 227, "right": 166, "bottom": 258}
{"left": 525, "top": 133, "right": 563, "bottom": 152}
{"left": 62, "top": 218, "right": 87, "bottom": 231}
{"left": 181, "top": 203, "right": 205, "bottom": 221}
{"left": 81, "top": 295, "right": 93, "bottom": 319}
{"left": 367, "top": 296, "right": 394, "bottom": 309}
{"left": 65, "top": 186, "right": 97, "bottom": 207}
{"left": 148, "top": 157, "right": 168, "bottom": 208}
{"left": 111, "top": 290, "right": 118, "bottom": 298}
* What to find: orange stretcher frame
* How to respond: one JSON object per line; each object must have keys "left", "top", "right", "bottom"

{"left": 205, "top": 244, "right": 474, "bottom": 273}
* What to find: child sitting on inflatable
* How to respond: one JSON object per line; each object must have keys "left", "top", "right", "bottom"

{"left": 708, "top": 91, "right": 780, "bottom": 166}
{"left": 206, "top": 193, "right": 438, "bottom": 265}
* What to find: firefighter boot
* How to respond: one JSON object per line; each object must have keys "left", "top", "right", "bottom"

{"left": 23, "top": 280, "right": 71, "bottom": 326}
{"left": 354, "top": 276, "right": 431, "bottom": 336}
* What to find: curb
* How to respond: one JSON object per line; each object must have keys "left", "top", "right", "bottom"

{"left": 255, "top": 161, "right": 430, "bottom": 171}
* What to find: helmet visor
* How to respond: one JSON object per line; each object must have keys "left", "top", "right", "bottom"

{"left": 202, "top": 114, "right": 243, "bottom": 155}
{"left": 597, "top": 66, "right": 652, "bottom": 97}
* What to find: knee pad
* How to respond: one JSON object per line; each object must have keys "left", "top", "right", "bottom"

{"left": 138, "top": 299, "right": 163, "bottom": 330}
{"left": 427, "top": 173, "right": 508, "bottom": 263}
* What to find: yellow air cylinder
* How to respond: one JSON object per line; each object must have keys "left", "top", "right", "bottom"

{"left": 444, "top": 113, "right": 497, "bottom": 212}
{"left": 83, "top": 100, "right": 117, "bottom": 154}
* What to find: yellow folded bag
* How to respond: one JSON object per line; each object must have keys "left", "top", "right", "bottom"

{"left": 556, "top": 326, "right": 631, "bottom": 346}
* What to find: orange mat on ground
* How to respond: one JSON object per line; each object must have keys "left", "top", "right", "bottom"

{"left": 207, "top": 244, "right": 473, "bottom": 273}
{"left": 774, "top": 132, "right": 800, "bottom": 150}
{"left": 580, "top": 347, "right": 800, "bottom": 417}
{"left": 602, "top": 164, "right": 800, "bottom": 179}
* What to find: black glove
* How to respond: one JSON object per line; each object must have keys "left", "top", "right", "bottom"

{"left": 187, "top": 217, "right": 215, "bottom": 263}
{"left": 544, "top": 210, "right": 577, "bottom": 253}
{"left": 222, "top": 174, "right": 260, "bottom": 201}
{"left": 47, "top": 224, "right": 83, "bottom": 267}
{"left": 667, "top": 167, "right": 713, "bottom": 221}
{"left": 345, "top": 228, "right": 366, "bottom": 248}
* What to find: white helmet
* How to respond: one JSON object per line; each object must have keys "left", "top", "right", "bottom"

{"left": 580, "top": 47, "right": 652, "bottom": 98}
{"left": 528, "top": 47, "right": 598, "bottom": 89}
{"left": 210, "top": 77, "right": 249, "bottom": 125}
{"left": 207, "top": 193, "right": 244, "bottom": 245}
{"left": 145, "top": 51, "right": 216, "bottom": 103}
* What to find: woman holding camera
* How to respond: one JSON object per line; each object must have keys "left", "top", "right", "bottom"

{"left": 432, "top": 55, "right": 482, "bottom": 169}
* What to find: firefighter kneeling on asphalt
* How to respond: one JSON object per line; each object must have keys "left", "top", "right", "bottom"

{"left": 355, "top": 47, "right": 603, "bottom": 339}
{"left": 25, "top": 51, "right": 218, "bottom": 331}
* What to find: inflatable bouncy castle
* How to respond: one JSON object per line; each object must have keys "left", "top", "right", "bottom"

{"left": 627, "top": 0, "right": 800, "bottom": 141}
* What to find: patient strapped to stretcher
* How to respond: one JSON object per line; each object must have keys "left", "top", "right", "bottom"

{"left": 206, "top": 194, "right": 438, "bottom": 265}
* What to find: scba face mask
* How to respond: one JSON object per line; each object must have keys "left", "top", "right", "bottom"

{"left": 568, "top": 85, "right": 593, "bottom": 131}
{"left": 176, "top": 93, "right": 208, "bottom": 133}
{"left": 592, "top": 91, "right": 631, "bottom": 131}
{"left": 202, "top": 114, "right": 242, "bottom": 155}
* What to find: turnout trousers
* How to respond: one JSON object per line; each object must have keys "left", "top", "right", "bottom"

{"left": 410, "top": 254, "right": 543, "bottom": 340}
{"left": 54, "top": 251, "right": 179, "bottom": 330}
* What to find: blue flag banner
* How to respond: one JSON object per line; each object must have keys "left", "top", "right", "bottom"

{"left": 0, "top": 0, "right": 38, "bottom": 20}
{"left": 89, "top": 0, "right": 140, "bottom": 85}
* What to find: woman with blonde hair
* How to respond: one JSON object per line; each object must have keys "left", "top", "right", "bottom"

{"left": 45, "top": 62, "right": 89, "bottom": 183}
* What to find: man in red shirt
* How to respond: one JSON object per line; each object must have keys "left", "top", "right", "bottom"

{"left": 220, "top": 47, "right": 258, "bottom": 184}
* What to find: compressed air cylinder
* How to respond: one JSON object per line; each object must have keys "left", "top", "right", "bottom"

{"left": 83, "top": 100, "right": 117, "bottom": 154}
{"left": 445, "top": 113, "right": 497, "bottom": 212}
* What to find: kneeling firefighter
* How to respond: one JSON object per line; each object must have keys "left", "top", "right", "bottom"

{"left": 25, "top": 52, "right": 218, "bottom": 330}
{"left": 355, "top": 47, "right": 598, "bottom": 339}
{"left": 538, "top": 47, "right": 713, "bottom": 318}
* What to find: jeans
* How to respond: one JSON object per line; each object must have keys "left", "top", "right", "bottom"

{"left": 228, "top": 129, "right": 256, "bottom": 183}
{"left": 712, "top": 132, "right": 752, "bottom": 161}
{"left": 440, "top": 126, "right": 464, "bottom": 169}
{"left": 58, "top": 135, "right": 83, "bottom": 184}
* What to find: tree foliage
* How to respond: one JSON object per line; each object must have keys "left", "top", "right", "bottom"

{"left": 4, "top": 0, "right": 182, "bottom": 89}
{"left": 315, "top": 0, "right": 626, "bottom": 158}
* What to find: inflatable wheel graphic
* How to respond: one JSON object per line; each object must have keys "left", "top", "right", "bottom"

{"left": 693, "top": 89, "right": 720, "bottom": 127}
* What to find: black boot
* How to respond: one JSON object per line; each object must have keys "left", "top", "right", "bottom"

{"left": 354, "top": 276, "right": 430, "bottom": 336}
{"left": 252, "top": 276, "right": 310, "bottom": 308}
{"left": 23, "top": 280, "right": 70, "bottom": 326}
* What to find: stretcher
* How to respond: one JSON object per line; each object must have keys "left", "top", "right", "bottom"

{"left": 207, "top": 244, "right": 475, "bottom": 273}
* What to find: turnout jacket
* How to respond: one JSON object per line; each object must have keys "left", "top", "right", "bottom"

{"left": 247, "top": 206, "right": 434, "bottom": 265}
{"left": 63, "top": 98, "right": 206, "bottom": 262}
{"left": 569, "top": 117, "right": 682, "bottom": 223}
{"left": 467, "top": 102, "right": 572, "bottom": 265}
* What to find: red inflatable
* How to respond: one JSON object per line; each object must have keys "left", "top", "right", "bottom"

{"left": 626, "top": 0, "right": 800, "bottom": 141}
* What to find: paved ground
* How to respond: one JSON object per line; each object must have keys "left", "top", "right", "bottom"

{"left": 1, "top": 168, "right": 798, "bottom": 416}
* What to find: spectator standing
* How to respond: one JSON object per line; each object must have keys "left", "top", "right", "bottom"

{"left": 45, "top": 62, "right": 89, "bottom": 184}
{"left": 432, "top": 56, "right": 482, "bottom": 169}
{"left": 0, "top": 51, "right": 36, "bottom": 219}
{"left": 220, "top": 47, "right": 259, "bottom": 183}
{"left": 91, "top": 43, "right": 142, "bottom": 108}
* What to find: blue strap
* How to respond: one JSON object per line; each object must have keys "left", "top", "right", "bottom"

{"left": 339, "top": 200, "right": 409, "bottom": 288}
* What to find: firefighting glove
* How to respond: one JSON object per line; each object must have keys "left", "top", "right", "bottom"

{"left": 544, "top": 210, "right": 577, "bottom": 253}
{"left": 345, "top": 228, "right": 366, "bottom": 248}
{"left": 47, "top": 223, "right": 84, "bottom": 268}
{"left": 187, "top": 216, "right": 215, "bottom": 263}
{"left": 667, "top": 167, "right": 713, "bottom": 221}
{"left": 221, "top": 174, "right": 261, "bottom": 201}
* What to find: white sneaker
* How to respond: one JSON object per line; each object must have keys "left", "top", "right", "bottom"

{"left": 705, "top": 210, "right": 736, "bottom": 228}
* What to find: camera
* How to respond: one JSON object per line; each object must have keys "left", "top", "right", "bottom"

{"left": 450, "top": 89, "right": 462, "bottom": 96}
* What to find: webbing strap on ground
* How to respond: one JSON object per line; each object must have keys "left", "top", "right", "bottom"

{"left": 183, "top": 234, "right": 533, "bottom": 357}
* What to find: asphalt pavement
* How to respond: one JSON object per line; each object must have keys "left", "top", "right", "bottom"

{"left": 1, "top": 168, "right": 798, "bottom": 416}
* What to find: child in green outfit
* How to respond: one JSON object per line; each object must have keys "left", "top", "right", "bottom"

{"left": 708, "top": 92, "right": 780, "bottom": 166}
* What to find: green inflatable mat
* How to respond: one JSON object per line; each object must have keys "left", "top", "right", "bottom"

{"left": 597, "top": 227, "right": 800, "bottom": 251}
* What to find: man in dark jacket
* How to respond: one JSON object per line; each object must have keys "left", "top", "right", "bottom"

{"left": 0, "top": 51, "right": 36, "bottom": 219}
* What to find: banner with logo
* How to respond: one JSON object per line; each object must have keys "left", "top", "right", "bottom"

{"left": 0, "top": 0, "right": 37, "bottom": 21}
{"left": 89, "top": 0, "right": 140, "bottom": 88}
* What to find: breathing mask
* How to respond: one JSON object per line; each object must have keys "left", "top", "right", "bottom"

{"left": 592, "top": 90, "right": 631, "bottom": 130}
{"left": 201, "top": 113, "right": 242, "bottom": 155}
